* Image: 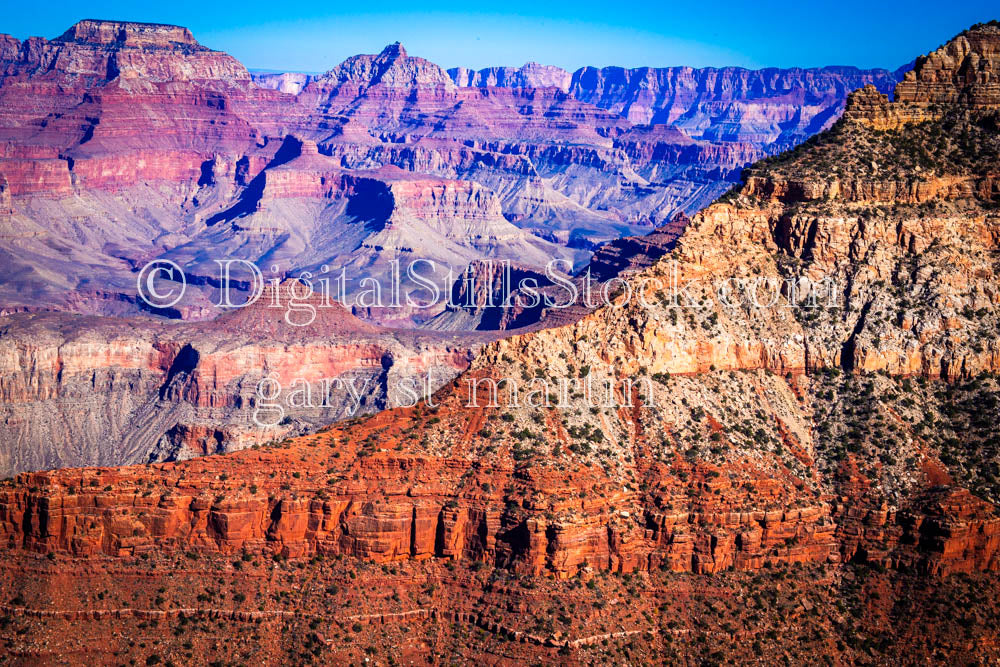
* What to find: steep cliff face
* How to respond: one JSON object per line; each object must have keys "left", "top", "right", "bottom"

{"left": 57, "top": 19, "right": 199, "bottom": 47}
{"left": 449, "top": 62, "right": 574, "bottom": 91}
{"left": 710, "top": 26, "right": 1000, "bottom": 384}
{"left": 459, "top": 24, "right": 1000, "bottom": 562}
{"left": 0, "top": 18, "right": 274, "bottom": 170}
{"left": 451, "top": 60, "right": 905, "bottom": 146}
{"left": 0, "top": 19, "right": 251, "bottom": 85}
{"left": 894, "top": 21, "right": 1000, "bottom": 107}
{"left": 7, "top": 367, "right": 997, "bottom": 575}
{"left": 0, "top": 283, "right": 487, "bottom": 476}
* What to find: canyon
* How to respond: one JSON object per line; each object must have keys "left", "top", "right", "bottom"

{"left": 0, "top": 18, "right": 913, "bottom": 477}
{"left": 0, "top": 20, "right": 902, "bottom": 321}
{"left": 0, "top": 20, "right": 998, "bottom": 665}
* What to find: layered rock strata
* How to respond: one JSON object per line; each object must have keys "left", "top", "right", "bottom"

{"left": 0, "top": 282, "right": 492, "bottom": 476}
{"left": 0, "top": 21, "right": 904, "bottom": 318}
{"left": 0, "top": 23, "right": 999, "bottom": 665}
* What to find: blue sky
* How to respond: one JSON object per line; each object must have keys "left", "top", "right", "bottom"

{"left": 3, "top": 1, "right": 997, "bottom": 72}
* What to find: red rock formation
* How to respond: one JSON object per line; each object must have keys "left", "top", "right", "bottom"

{"left": 0, "top": 19, "right": 305, "bottom": 198}
{"left": 0, "top": 368, "right": 996, "bottom": 579}
{"left": 895, "top": 21, "right": 1000, "bottom": 107}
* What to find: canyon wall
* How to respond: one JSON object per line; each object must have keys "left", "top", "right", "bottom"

{"left": 450, "top": 61, "right": 905, "bottom": 148}
{"left": 0, "top": 285, "right": 486, "bottom": 476}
